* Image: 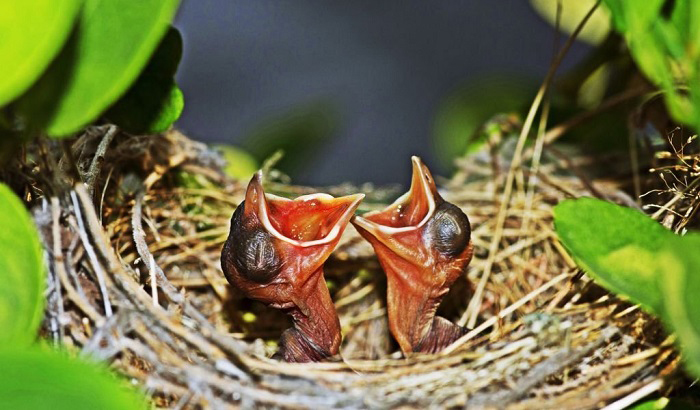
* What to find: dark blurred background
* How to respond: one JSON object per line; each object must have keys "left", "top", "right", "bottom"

{"left": 173, "top": 0, "right": 593, "bottom": 186}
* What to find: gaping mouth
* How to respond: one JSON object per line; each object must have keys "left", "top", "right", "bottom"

{"left": 352, "top": 156, "right": 439, "bottom": 235}
{"left": 246, "top": 172, "right": 364, "bottom": 246}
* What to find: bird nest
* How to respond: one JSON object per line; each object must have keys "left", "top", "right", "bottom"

{"left": 18, "top": 127, "right": 684, "bottom": 408}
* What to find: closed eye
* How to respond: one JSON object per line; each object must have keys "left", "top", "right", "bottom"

{"left": 426, "top": 202, "right": 471, "bottom": 257}
{"left": 227, "top": 202, "right": 283, "bottom": 284}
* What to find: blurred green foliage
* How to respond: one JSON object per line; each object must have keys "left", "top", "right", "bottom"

{"left": 1, "top": 0, "right": 182, "bottom": 137}
{"left": 0, "top": 0, "right": 81, "bottom": 106}
{"left": 432, "top": 76, "right": 534, "bottom": 167}
{"left": 603, "top": 0, "right": 700, "bottom": 132}
{"left": 632, "top": 397, "right": 697, "bottom": 410}
{"left": 0, "top": 348, "right": 146, "bottom": 409}
{"left": 554, "top": 198, "right": 700, "bottom": 378}
{"left": 530, "top": 0, "right": 611, "bottom": 45}
{"left": 242, "top": 102, "right": 338, "bottom": 175}
{"left": 0, "top": 182, "right": 147, "bottom": 407}
{"left": 0, "top": 183, "right": 45, "bottom": 347}
{"left": 214, "top": 144, "right": 260, "bottom": 180}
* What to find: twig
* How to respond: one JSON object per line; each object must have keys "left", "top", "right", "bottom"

{"left": 522, "top": 96, "right": 551, "bottom": 239}
{"left": 86, "top": 125, "right": 118, "bottom": 197}
{"left": 70, "top": 191, "right": 113, "bottom": 317}
{"left": 651, "top": 176, "right": 700, "bottom": 220}
{"left": 445, "top": 272, "right": 570, "bottom": 354}
{"left": 46, "top": 253, "right": 64, "bottom": 344}
{"left": 60, "top": 139, "right": 83, "bottom": 183}
{"left": 82, "top": 310, "right": 129, "bottom": 360}
{"left": 75, "top": 184, "right": 252, "bottom": 377}
{"left": 132, "top": 190, "right": 184, "bottom": 304}
{"left": 99, "top": 166, "right": 114, "bottom": 224}
{"left": 462, "top": 0, "right": 601, "bottom": 329}
{"left": 50, "top": 197, "right": 104, "bottom": 323}
{"left": 46, "top": 200, "right": 65, "bottom": 343}
{"left": 469, "top": 326, "right": 618, "bottom": 407}
{"left": 532, "top": 86, "right": 652, "bottom": 151}
{"left": 149, "top": 254, "right": 159, "bottom": 307}
{"left": 601, "top": 379, "right": 663, "bottom": 410}
{"left": 545, "top": 145, "right": 604, "bottom": 198}
{"left": 26, "top": 130, "right": 677, "bottom": 408}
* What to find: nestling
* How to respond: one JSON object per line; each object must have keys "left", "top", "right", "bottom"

{"left": 352, "top": 156, "right": 473, "bottom": 354}
{"left": 221, "top": 171, "right": 364, "bottom": 362}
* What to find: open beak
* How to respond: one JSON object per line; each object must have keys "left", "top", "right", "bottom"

{"left": 222, "top": 172, "right": 364, "bottom": 362}
{"left": 351, "top": 156, "right": 473, "bottom": 354}
{"left": 249, "top": 172, "right": 363, "bottom": 247}
{"left": 351, "top": 156, "right": 437, "bottom": 263}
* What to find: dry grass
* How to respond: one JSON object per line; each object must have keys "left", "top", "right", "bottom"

{"left": 6, "top": 125, "right": 687, "bottom": 409}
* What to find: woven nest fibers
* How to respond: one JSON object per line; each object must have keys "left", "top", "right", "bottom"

{"left": 11, "top": 127, "right": 687, "bottom": 409}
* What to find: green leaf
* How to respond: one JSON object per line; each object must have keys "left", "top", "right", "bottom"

{"left": 553, "top": 198, "right": 669, "bottom": 314}
{"left": 601, "top": 0, "right": 664, "bottom": 32}
{"left": 432, "top": 76, "right": 533, "bottom": 166}
{"left": 554, "top": 198, "right": 700, "bottom": 378}
{"left": 661, "top": 234, "right": 700, "bottom": 378}
{"left": 109, "top": 82, "right": 183, "bottom": 134}
{"left": 632, "top": 397, "right": 698, "bottom": 410}
{"left": 106, "top": 27, "right": 184, "bottom": 134}
{"left": 215, "top": 145, "right": 259, "bottom": 180}
{"left": 0, "top": 183, "right": 45, "bottom": 346}
{"left": 0, "top": 348, "right": 146, "bottom": 409}
{"left": 601, "top": 0, "right": 627, "bottom": 32}
{"left": 620, "top": 0, "right": 664, "bottom": 34}
{"left": 577, "top": 64, "right": 610, "bottom": 108}
{"left": 627, "top": 31, "right": 674, "bottom": 88}
{"left": 17, "top": 0, "right": 180, "bottom": 137}
{"left": 0, "top": 0, "right": 82, "bottom": 107}
{"left": 601, "top": 0, "right": 700, "bottom": 132}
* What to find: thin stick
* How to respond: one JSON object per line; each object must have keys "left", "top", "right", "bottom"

{"left": 99, "top": 166, "right": 114, "bottom": 224}
{"left": 86, "top": 125, "right": 118, "bottom": 197}
{"left": 651, "top": 176, "right": 700, "bottom": 220}
{"left": 520, "top": 0, "right": 558, "bottom": 227}
{"left": 462, "top": 1, "right": 601, "bottom": 328}
{"left": 149, "top": 254, "right": 159, "bottom": 307}
{"left": 51, "top": 198, "right": 103, "bottom": 323}
{"left": 49, "top": 199, "right": 66, "bottom": 343}
{"left": 445, "top": 272, "right": 570, "bottom": 354}
{"left": 82, "top": 310, "right": 128, "bottom": 359}
{"left": 600, "top": 379, "right": 663, "bottom": 410}
{"left": 70, "top": 191, "right": 113, "bottom": 317}
{"left": 131, "top": 190, "right": 193, "bottom": 306}
{"left": 60, "top": 139, "right": 83, "bottom": 183}
{"left": 522, "top": 98, "right": 550, "bottom": 237}
{"left": 536, "top": 86, "right": 650, "bottom": 149}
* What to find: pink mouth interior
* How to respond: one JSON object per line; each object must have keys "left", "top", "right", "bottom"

{"left": 364, "top": 192, "right": 430, "bottom": 228}
{"left": 266, "top": 198, "right": 353, "bottom": 242}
